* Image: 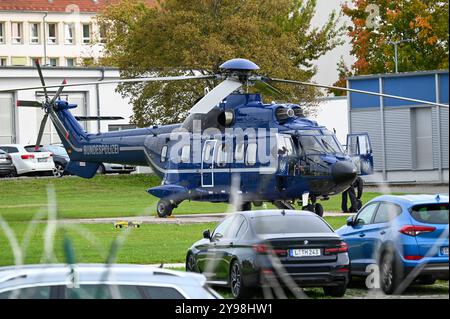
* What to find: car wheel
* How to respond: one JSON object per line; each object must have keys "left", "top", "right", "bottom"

{"left": 156, "top": 199, "right": 174, "bottom": 218}
{"left": 379, "top": 249, "right": 403, "bottom": 295}
{"left": 53, "top": 163, "right": 65, "bottom": 178}
{"left": 230, "top": 260, "right": 253, "bottom": 299}
{"left": 186, "top": 253, "right": 198, "bottom": 272}
{"left": 6, "top": 167, "right": 17, "bottom": 178}
{"left": 97, "top": 164, "right": 106, "bottom": 175}
{"left": 323, "top": 284, "right": 347, "bottom": 297}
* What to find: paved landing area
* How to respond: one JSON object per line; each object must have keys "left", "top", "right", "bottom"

{"left": 52, "top": 211, "right": 354, "bottom": 225}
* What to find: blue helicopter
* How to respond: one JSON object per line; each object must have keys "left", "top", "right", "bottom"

{"left": 6, "top": 59, "right": 447, "bottom": 217}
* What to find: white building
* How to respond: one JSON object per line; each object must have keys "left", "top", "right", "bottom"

{"left": 0, "top": 0, "right": 118, "bottom": 67}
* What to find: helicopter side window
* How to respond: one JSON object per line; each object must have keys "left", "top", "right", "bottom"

{"left": 203, "top": 143, "right": 213, "bottom": 163}
{"left": 181, "top": 145, "right": 190, "bottom": 163}
{"left": 246, "top": 143, "right": 257, "bottom": 166}
{"left": 161, "top": 145, "right": 168, "bottom": 163}
{"left": 217, "top": 143, "right": 230, "bottom": 167}
{"left": 235, "top": 142, "right": 245, "bottom": 162}
{"left": 284, "top": 137, "right": 296, "bottom": 156}
{"left": 277, "top": 135, "right": 288, "bottom": 155}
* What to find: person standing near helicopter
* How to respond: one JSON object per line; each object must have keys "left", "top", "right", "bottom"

{"left": 341, "top": 176, "right": 364, "bottom": 213}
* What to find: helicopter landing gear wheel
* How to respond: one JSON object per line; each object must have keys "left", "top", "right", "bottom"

{"left": 314, "top": 203, "right": 324, "bottom": 217}
{"left": 156, "top": 199, "right": 174, "bottom": 218}
{"left": 303, "top": 204, "right": 315, "bottom": 213}
{"left": 239, "top": 202, "right": 252, "bottom": 211}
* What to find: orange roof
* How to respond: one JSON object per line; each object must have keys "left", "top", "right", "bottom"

{"left": 0, "top": 0, "right": 156, "bottom": 13}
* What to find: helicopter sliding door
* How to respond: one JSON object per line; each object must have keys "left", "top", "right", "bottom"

{"left": 201, "top": 140, "right": 217, "bottom": 187}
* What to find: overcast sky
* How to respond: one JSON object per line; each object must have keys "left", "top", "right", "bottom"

{"left": 311, "top": 0, "right": 355, "bottom": 89}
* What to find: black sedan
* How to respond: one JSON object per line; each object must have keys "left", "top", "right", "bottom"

{"left": 0, "top": 150, "right": 14, "bottom": 177}
{"left": 186, "top": 210, "right": 350, "bottom": 298}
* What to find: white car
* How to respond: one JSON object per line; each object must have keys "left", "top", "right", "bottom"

{"left": 0, "top": 264, "right": 222, "bottom": 299}
{"left": 0, "top": 144, "right": 55, "bottom": 177}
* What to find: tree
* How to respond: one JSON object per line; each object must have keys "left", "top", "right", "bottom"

{"left": 99, "top": 0, "right": 344, "bottom": 126}
{"left": 332, "top": 0, "right": 449, "bottom": 95}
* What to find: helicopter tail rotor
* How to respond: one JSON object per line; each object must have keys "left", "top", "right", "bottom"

{"left": 16, "top": 60, "right": 69, "bottom": 151}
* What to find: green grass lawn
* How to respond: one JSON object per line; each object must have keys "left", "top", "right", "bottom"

{"left": 0, "top": 174, "right": 382, "bottom": 222}
{"left": 0, "top": 218, "right": 349, "bottom": 267}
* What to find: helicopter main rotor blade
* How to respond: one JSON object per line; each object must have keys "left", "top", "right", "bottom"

{"left": 0, "top": 75, "right": 216, "bottom": 93}
{"left": 189, "top": 78, "right": 243, "bottom": 114}
{"left": 267, "top": 77, "right": 449, "bottom": 108}
{"left": 16, "top": 101, "right": 42, "bottom": 107}
{"left": 254, "top": 80, "right": 283, "bottom": 97}
{"left": 35, "top": 113, "right": 49, "bottom": 150}
{"left": 35, "top": 59, "right": 49, "bottom": 101}
{"left": 49, "top": 79, "right": 67, "bottom": 105}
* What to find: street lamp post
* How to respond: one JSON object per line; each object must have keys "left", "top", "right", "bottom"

{"left": 387, "top": 39, "right": 412, "bottom": 73}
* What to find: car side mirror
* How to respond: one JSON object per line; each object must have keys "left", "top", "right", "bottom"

{"left": 203, "top": 230, "right": 211, "bottom": 240}
{"left": 346, "top": 216, "right": 354, "bottom": 227}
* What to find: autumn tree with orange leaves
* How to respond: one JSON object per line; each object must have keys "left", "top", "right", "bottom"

{"left": 331, "top": 0, "right": 449, "bottom": 95}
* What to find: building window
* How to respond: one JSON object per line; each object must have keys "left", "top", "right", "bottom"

{"left": 47, "top": 23, "right": 57, "bottom": 44}
{"left": 30, "top": 23, "right": 40, "bottom": 44}
{"left": 31, "top": 57, "right": 42, "bottom": 66}
{"left": 0, "top": 23, "right": 4, "bottom": 44}
{"left": 11, "top": 57, "right": 27, "bottom": 66}
{"left": 11, "top": 22, "right": 23, "bottom": 44}
{"left": 82, "top": 24, "right": 91, "bottom": 44}
{"left": 49, "top": 58, "right": 59, "bottom": 67}
{"left": 0, "top": 57, "right": 6, "bottom": 66}
{"left": 66, "top": 58, "right": 75, "bottom": 67}
{"left": 99, "top": 24, "right": 107, "bottom": 43}
{"left": 64, "top": 23, "right": 74, "bottom": 44}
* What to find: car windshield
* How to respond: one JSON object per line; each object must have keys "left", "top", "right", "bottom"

{"left": 251, "top": 215, "right": 333, "bottom": 235}
{"left": 45, "top": 146, "right": 68, "bottom": 156}
{"left": 298, "top": 136, "right": 326, "bottom": 154}
{"left": 410, "top": 203, "right": 449, "bottom": 225}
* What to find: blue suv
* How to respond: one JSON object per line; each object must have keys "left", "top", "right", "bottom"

{"left": 337, "top": 194, "right": 449, "bottom": 294}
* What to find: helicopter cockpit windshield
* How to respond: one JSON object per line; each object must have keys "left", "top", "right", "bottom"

{"left": 298, "top": 130, "right": 344, "bottom": 156}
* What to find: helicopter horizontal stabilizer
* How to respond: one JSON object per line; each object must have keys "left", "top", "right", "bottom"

{"left": 65, "top": 161, "right": 100, "bottom": 179}
{"left": 147, "top": 185, "right": 188, "bottom": 200}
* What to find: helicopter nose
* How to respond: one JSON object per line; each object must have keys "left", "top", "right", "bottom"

{"left": 332, "top": 161, "right": 357, "bottom": 185}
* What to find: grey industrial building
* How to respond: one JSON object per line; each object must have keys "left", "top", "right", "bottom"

{"left": 348, "top": 70, "right": 449, "bottom": 184}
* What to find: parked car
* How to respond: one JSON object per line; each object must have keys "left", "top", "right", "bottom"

{"left": 97, "top": 162, "right": 136, "bottom": 175}
{"left": 0, "top": 144, "right": 55, "bottom": 177}
{"left": 0, "top": 149, "right": 14, "bottom": 177}
{"left": 0, "top": 264, "right": 221, "bottom": 299}
{"left": 32, "top": 144, "right": 71, "bottom": 177}
{"left": 186, "top": 210, "right": 350, "bottom": 298}
{"left": 337, "top": 194, "right": 449, "bottom": 295}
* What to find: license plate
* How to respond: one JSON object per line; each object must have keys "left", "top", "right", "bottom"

{"left": 38, "top": 158, "right": 47, "bottom": 163}
{"left": 441, "top": 247, "right": 449, "bottom": 256}
{"left": 290, "top": 249, "right": 321, "bottom": 257}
